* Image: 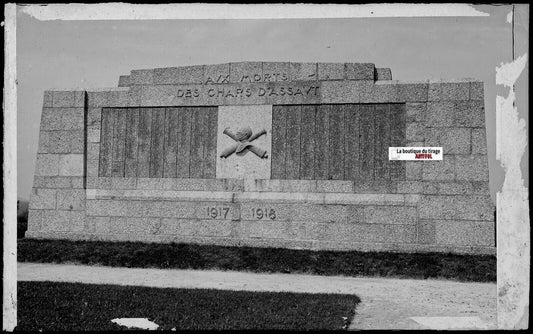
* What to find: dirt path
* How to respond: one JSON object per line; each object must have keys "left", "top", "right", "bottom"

{"left": 18, "top": 262, "right": 496, "bottom": 330}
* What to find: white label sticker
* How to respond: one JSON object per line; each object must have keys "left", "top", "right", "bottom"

{"left": 389, "top": 147, "right": 443, "bottom": 161}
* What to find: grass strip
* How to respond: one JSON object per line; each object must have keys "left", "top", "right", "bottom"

{"left": 18, "top": 239, "right": 496, "bottom": 282}
{"left": 17, "top": 281, "right": 359, "bottom": 331}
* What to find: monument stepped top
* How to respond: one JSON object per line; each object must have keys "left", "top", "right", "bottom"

{"left": 118, "top": 61, "right": 392, "bottom": 87}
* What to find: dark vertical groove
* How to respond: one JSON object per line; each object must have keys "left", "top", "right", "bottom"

{"left": 283, "top": 106, "right": 288, "bottom": 178}
{"left": 121, "top": 109, "right": 127, "bottom": 177}
{"left": 83, "top": 91, "right": 88, "bottom": 189}
{"left": 298, "top": 105, "right": 302, "bottom": 178}
{"left": 358, "top": 104, "right": 362, "bottom": 182}
{"left": 188, "top": 108, "right": 193, "bottom": 178}
{"left": 110, "top": 109, "right": 117, "bottom": 175}
{"left": 176, "top": 108, "right": 182, "bottom": 178}
{"left": 163, "top": 108, "right": 168, "bottom": 177}
{"left": 201, "top": 109, "right": 207, "bottom": 178}
{"left": 343, "top": 104, "right": 347, "bottom": 180}
{"left": 161, "top": 108, "right": 167, "bottom": 177}
{"left": 147, "top": 108, "right": 153, "bottom": 177}
{"left": 387, "top": 104, "right": 392, "bottom": 181}
{"left": 122, "top": 108, "right": 127, "bottom": 178}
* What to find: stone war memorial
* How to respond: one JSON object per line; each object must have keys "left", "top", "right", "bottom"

{"left": 28, "top": 61, "right": 496, "bottom": 255}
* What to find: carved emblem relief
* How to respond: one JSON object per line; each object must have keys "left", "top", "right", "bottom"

{"left": 220, "top": 126, "right": 268, "bottom": 159}
{"left": 216, "top": 105, "right": 272, "bottom": 179}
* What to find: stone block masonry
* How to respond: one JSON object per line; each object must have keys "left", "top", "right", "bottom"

{"left": 28, "top": 62, "right": 495, "bottom": 255}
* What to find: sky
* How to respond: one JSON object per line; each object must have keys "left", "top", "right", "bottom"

{"left": 15, "top": 4, "right": 528, "bottom": 203}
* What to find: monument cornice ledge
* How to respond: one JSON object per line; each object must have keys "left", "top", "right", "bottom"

{"left": 85, "top": 87, "right": 130, "bottom": 92}
{"left": 48, "top": 78, "right": 482, "bottom": 94}
{"left": 118, "top": 78, "right": 480, "bottom": 87}
{"left": 52, "top": 76, "right": 482, "bottom": 108}
{"left": 86, "top": 188, "right": 407, "bottom": 206}
{"left": 118, "top": 61, "right": 386, "bottom": 87}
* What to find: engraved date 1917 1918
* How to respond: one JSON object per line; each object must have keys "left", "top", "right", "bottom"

{"left": 251, "top": 208, "right": 276, "bottom": 220}
{"left": 206, "top": 207, "right": 230, "bottom": 219}
{"left": 205, "top": 206, "right": 277, "bottom": 220}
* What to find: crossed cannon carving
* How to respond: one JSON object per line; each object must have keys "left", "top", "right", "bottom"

{"left": 220, "top": 126, "right": 268, "bottom": 159}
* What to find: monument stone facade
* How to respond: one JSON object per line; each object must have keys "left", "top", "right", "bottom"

{"left": 28, "top": 61, "right": 495, "bottom": 254}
